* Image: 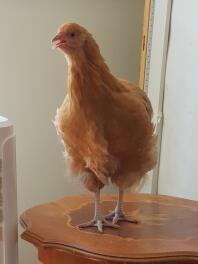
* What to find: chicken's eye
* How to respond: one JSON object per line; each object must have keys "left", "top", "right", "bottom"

{"left": 70, "top": 32, "right": 76, "bottom": 37}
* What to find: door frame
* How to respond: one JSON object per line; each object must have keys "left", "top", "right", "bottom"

{"left": 139, "top": 0, "right": 151, "bottom": 90}
{"left": 140, "top": 0, "right": 173, "bottom": 194}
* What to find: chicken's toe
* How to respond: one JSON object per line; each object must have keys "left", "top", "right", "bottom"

{"left": 78, "top": 217, "right": 119, "bottom": 233}
{"left": 105, "top": 210, "right": 139, "bottom": 225}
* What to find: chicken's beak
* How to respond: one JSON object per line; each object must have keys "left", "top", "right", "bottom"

{"left": 52, "top": 33, "right": 63, "bottom": 50}
{"left": 52, "top": 34, "right": 61, "bottom": 43}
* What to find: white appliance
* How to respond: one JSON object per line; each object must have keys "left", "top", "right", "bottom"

{"left": 0, "top": 116, "right": 18, "bottom": 264}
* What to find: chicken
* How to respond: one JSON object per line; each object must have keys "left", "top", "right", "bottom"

{"left": 52, "top": 23, "right": 156, "bottom": 232}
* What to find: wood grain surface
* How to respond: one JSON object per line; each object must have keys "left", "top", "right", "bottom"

{"left": 20, "top": 194, "right": 198, "bottom": 263}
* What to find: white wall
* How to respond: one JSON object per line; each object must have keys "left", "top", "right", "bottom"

{"left": 0, "top": 1, "right": 144, "bottom": 263}
{"left": 159, "top": 0, "right": 198, "bottom": 200}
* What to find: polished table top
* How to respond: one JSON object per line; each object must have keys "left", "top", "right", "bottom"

{"left": 20, "top": 194, "right": 198, "bottom": 263}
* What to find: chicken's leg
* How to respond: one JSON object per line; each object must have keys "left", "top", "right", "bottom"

{"left": 78, "top": 190, "right": 119, "bottom": 232}
{"left": 105, "top": 188, "right": 139, "bottom": 225}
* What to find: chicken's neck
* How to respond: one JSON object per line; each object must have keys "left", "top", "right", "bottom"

{"left": 65, "top": 51, "right": 122, "bottom": 109}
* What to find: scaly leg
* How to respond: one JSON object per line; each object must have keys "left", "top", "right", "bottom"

{"left": 105, "top": 188, "right": 139, "bottom": 224}
{"left": 78, "top": 190, "right": 119, "bottom": 232}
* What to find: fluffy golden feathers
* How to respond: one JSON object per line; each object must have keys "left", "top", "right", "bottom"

{"left": 53, "top": 23, "right": 156, "bottom": 192}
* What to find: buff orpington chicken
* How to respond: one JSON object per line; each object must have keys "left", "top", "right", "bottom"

{"left": 52, "top": 23, "right": 156, "bottom": 232}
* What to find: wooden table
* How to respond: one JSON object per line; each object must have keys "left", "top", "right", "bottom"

{"left": 20, "top": 194, "right": 198, "bottom": 263}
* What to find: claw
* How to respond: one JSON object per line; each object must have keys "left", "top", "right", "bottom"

{"left": 112, "top": 213, "right": 119, "bottom": 224}
{"left": 78, "top": 219, "right": 95, "bottom": 228}
{"left": 103, "top": 218, "right": 119, "bottom": 228}
{"left": 97, "top": 220, "right": 103, "bottom": 232}
{"left": 78, "top": 190, "right": 120, "bottom": 233}
{"left": 105, "top": 210, "right": 139, "bottom": 225}
{"left": 78, "top": 217, "right": 119, "bottom": 232}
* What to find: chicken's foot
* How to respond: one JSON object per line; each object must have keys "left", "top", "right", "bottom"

{"left": 105, "top": 188, "right": 139, "bottom": 225}
{"left": 78, "top": 190, "right": 119, "bottom": 232}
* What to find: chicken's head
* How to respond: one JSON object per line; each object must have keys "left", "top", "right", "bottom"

{"left": 52, "top": 23, "right": 89, "bottom": 55}
{"left": 52, "top": 23, "right": 101, "bottom": 62}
